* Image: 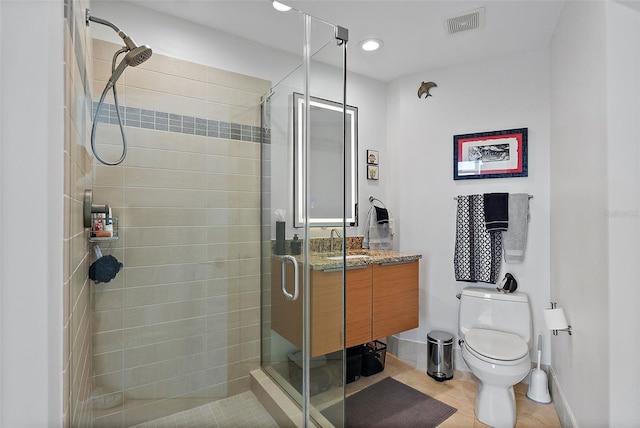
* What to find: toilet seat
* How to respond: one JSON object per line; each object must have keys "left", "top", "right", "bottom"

{"left": 465, "top": 328, "right": 529, "bottom": 364}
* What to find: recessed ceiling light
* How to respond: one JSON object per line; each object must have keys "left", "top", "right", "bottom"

{"left": 360, "top": 39, "right": 383, "bottom": 52}
{"left": 272, "top": 1, "right": 292, "bottom": 12}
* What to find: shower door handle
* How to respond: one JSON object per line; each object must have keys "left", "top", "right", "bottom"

{"left": 281, "top": 255, "right": 299, "bottom": 301}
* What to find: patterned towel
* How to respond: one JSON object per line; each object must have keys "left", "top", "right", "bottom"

{"left": 454, "top": 195, "right": 502, "bottom": 283}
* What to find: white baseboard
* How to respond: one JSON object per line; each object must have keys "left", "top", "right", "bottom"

{"left": 387, "top": 335, "right": 470, "bottom": 374}
{"left": 549, "top": 367, "right": 578, "bottom": 428}
{"left": 390, "top": 334, "right": 568, "bottom": 391}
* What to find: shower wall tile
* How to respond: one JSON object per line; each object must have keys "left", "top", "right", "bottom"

{"left": 123, "top": 352, "right": 208, "bottom": 390}
{"left": 239, "top": 290, "right": 260, "bottom": 310}
{"left": 124, "top": 244, "right": 208, "bottom": 267}
{"left": 123, "top": 317, "right": 207, "bottom": 349}
{"left": 125, "top": 147, "right": 209, "bottom": 171}
{"left": 94, "top": 289, "right": 124, "bottom": 312}
{"left": 124, "top": 227, "right": 207, "bottom": 247}
{"left": 125, "top": 167, "right": 206, "bottom": 190}
{"left": 93, "top": 330, "right": 124, "bottom": 355}
{"left": 207, "top": 294, "right": 241, "bottom": 315}
{"left": 94, "top": 164, "right": 124, "bottom": 186}
{"left": 123, "top": 299, "right": 207, "bottom": 328}
{"left": 137, "top": 50, "right": 209, "bottom": 82}
{"left": 123, "top": 335, "right": 206, "bottom": 369}
{"left": 207, "top": 67, "right": 270, "bottom": 95}
{"left": 91, "top": 38, "right": 269, "bottom": 426}
{"left": 92, "top": 184, "right": 125, "bottom": 210}
{"left": 92, "top": 57, "right": 112, "bottom": 83}
{"left": 93, "top": 350, "right": 124, "bottom": 377}
{"left": 124, "top": 187, "right": 207, "bottom": 208}
{"left": 123, "top": 263, "right": 209, "bottom": 287}
{"left": 123, "top": 282, "right": 206, "bottom": 308}
{"left": 93, "top": 370, "right": 124, "bottom": 395}
{"left": 124, "top": 207, "right": 207, "bottom": 228}
{"left": 94, "top": 308, "right": 124, "bottom": 334}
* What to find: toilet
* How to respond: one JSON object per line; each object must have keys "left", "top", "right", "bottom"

{"left": 458, "top": 287, "right": 532, "bottom": 428}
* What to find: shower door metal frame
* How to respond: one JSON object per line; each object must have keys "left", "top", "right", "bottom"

{"left": 259, "top": 11, "right": 350, "bottom": 428}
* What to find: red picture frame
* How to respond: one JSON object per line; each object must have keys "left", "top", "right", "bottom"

{"left": 453, "top": 128, "right": 528, "bottom": 180}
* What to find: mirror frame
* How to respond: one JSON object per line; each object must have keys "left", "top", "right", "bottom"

{"left": 293, "top": 92, "right": 358, "bottom": 228}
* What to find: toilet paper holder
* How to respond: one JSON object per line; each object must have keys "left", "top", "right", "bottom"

{"left": 544, "top": 302, "right": 573, "bottom": 335}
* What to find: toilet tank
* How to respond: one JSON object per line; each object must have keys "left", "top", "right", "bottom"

{"left": 458, "top": 287, "right": 532, "bottom": 346}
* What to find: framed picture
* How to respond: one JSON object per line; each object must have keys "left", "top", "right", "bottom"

{"left": 367, "top": 165, "right": 379, "bottom": 180}
{"left": 453, "top": 128, "right": 528, "bottom": 180}
{"left": 367, "top": 149, "right": 379, "bottom": 165}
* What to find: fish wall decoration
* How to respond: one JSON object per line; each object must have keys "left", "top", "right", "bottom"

{"left": 418, "top": 81, "right": 437, "bottom": 99}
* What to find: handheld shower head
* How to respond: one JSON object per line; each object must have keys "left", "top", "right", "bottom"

{"left": 108, "top": 45, "right": 153, "bottom": 86}
{"left": 86, "top": 8, "right": 153, "bottom": 166}
{"left": 127, "top": 45, "right": 153, "bottom": 67}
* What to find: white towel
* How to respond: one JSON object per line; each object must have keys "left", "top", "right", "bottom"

{"left": 502, "top": 193, "right": 530, "bottom": 263}
{"left": 362, "top": 206, "right": 391, "bottom": 249}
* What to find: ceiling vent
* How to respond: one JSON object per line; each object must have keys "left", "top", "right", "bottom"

{"left": 445, "top": 7, "right": 485, "bottom": 36}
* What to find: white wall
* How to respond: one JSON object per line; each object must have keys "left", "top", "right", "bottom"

{"left": 606, "top": 3, "right": 640, "bottom": 426}
{"left": 0, "top": 1, "right": 64, "bottom": 426}
{"left": 550, "top": 1, "right": 640, "bottom": 426}
{"left": 386, "top": 49, "right": 552, "bottom": 367}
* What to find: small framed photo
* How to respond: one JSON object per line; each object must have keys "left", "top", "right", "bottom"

{"left": 367, "top": 149, "right": 379, "bottom": 165}
{"left": 453, "top": 128, "right": 528, "bottom": 180}
{"left": 367, "top": 165, "right": 379, "bottom": 180}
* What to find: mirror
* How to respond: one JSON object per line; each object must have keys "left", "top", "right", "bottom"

{"left": 293, "top": 93, "right": 358, "bottom": 227}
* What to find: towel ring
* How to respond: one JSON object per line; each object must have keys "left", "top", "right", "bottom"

{"left": 369, "top": 196, "right": 386, "bottom": 207}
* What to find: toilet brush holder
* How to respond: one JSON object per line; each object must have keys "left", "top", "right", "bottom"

{"left": 527, "top": 368, "right": 551, "bottom": 403}
{"left": 527, "top": 335, "right": 551, "bottom": 403}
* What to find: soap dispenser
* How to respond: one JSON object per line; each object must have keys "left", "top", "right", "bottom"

{"left": 291, "top": 234, "right": 301, "bottom": 255}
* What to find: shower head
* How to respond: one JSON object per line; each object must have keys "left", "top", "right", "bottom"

{"left": 87, "top": 8, "right": 153, "bottom": 166}
{"left": 126, "top": 45, "right": 153, "bottom": 67}
{"left": 85, "top": 9, "right": 153, "bottom": 85}
{"left": 108, "top": 45, "right": 153, "bottom": 86}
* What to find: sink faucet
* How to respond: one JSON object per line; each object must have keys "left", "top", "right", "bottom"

{"left": 330, "top": 228, "right": 341, "bottom": 252}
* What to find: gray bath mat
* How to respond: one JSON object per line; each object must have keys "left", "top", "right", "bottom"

{"left": 323, "top": 377, "right": 456, "bottom": 427}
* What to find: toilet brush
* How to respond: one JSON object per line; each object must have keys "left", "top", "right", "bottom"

{"left": 527, "top": 335, "right": 551, "bottom": 403}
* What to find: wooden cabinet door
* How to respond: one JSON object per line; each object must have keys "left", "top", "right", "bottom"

{"left": 372, "top": 260, "right": 419, "bottom": 338}
{"left": 345, "top": 266, "right": 373, "bottom": 347}
{"left": 310, "top": 268, "right": 344, "bottom": 356}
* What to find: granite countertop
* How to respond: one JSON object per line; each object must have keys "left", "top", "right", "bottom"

{"left": 274, "top": 249, "right": 422, "bottom": 271}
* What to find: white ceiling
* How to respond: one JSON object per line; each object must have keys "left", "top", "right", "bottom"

{"left": 126, "top": 0, "right": 566, "bottom": 82}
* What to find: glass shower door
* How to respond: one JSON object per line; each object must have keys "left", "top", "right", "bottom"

{"left": 260, "top": 11, "right": 348, "bottom": 428}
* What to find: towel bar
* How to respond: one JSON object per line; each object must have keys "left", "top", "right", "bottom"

{"left": 453, "top": 194, "right": 533, "bottom": 200}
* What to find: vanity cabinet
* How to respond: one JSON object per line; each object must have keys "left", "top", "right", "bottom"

{"left": 372, "top": 260, "right": 419, "bottom": 338}
{"left": 271, "top": 257, "right": 418, "bottom": 358}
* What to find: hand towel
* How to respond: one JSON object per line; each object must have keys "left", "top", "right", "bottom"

{"left": 374, "top": 206, "right": 389, "bottom": 224}
{"left": 362, "top": 206, "right": 391, "bottom": 250}
{"left": 483, "top": 193, "right": 509, "bottom": 231}
{"left": 454, "top": 194, "right": 502, "bottom": 283}
{"left": 502, "top": 193, "right": 529, "bottom": 263}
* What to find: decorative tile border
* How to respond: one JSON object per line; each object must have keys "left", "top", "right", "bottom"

{"left": 93, "top": 101, "right": 267, "bottom": 143}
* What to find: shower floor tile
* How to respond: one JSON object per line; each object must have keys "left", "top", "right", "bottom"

{"left": 131, "top": 391, "right": 278, "bottom": 428}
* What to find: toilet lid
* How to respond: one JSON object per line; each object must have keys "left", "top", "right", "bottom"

{"left": 465, "top": 329, "right": 528, "bottom": 361}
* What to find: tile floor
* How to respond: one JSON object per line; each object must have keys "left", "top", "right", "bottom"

{"left": 345, "top": 354, "right": 562, "bottom": 428}
{"left": 132, "top": 353, "right": 561, "bottom": 427}
{"left": 131, "top": 391, "right": 278, "bottom": 428}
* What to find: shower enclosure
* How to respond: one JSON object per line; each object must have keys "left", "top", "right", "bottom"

{"left": 260, "top": 12, "right": 349, "bottom": 428}
{"left": 72, "top": 2, "right": 349, "bottom": 427}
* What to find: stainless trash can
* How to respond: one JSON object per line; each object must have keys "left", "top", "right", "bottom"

{"left": 427, "top": 331, "right": 453, "bottom": 381}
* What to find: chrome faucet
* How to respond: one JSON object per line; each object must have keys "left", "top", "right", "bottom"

{"left": 330, "top": 228, "right": 341, "bottom": 252}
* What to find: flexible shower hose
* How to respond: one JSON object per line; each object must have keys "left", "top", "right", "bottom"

{"left": 91, "top": 47, "right": 128, "bottom": 166}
